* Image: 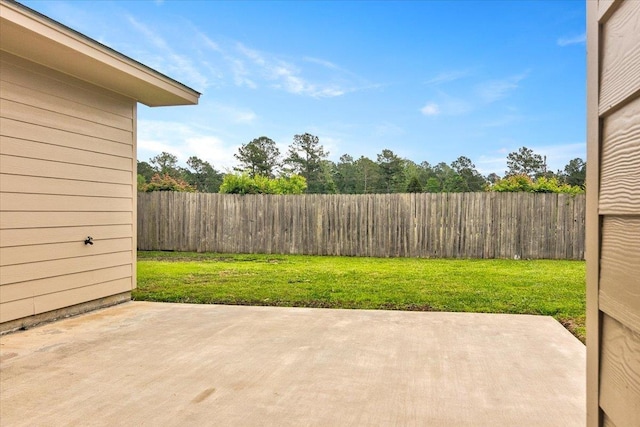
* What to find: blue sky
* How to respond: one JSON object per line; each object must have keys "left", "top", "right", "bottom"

{"left": 24, "top": 0, "right": 586, "bottom": 176}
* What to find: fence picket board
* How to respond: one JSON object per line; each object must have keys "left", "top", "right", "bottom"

{"left": 137, "top": 192, "right": 585, "bottom": 259}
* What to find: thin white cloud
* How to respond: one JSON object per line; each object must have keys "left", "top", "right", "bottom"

{"left": 557, "top": 33, "right": 586, "bottom": 47}
{"left": 233, "top": 42, "right": 363, "bottom": 98}
{"left": 44, "top": 1, "right": 110, "bottom": 39}
{"left": 272, "top": 65, "right": 346, "bottom": 98}
{"left": 184, "top": 136, "right": 240, "bottom": 173}
{"left": 236, "top": 43, "right": 268, "bottom": 67}
{"left": 125, "top": 15, "right": 209, "bottom": 90}
{"left": 420, "top": 91, "right": 472, "bottom": 117}
{"left": 228, "top": 57, "right": 258, "bottom": 89}
{"left": 137, "top": 121, "right": 192, "bottom": 161}
{"left": 126, "top": 15, "right": 169, "bottom": 50}
{"left": 270, "top": 63, "right": 308, "bottom": 94}
{"left": 316, "top": 135, "right": 339, "bottom": 158}
{"left": 476, "top": 154, "right": 508, "bottom": 176}
{"left": 475, "top": 143, "right": 586, "bottom": 176}
{"left": 304, "top": 56, "right": 373, "bottom": 84}
{"left": 425, "top": 70, "right": 471, "bottom": 85}
{"left": 431, "top": 90, "right": 474, "bottom": 116}
{"left": 421, "top": 103, "right": 440, "bottom": 116}
{"left": 532, "top": 143, "right": 586, "bottom": 171}
{"left": 197, "top": 32, "right": 222, "bottom": 53}
{"left": 105, "top": 12, "right": 369, "bottom": 99}
{"left": 421, "top": 72, "right": 526, "bottom": 119}
{"left": 475, "top": 72, "right": 529, "bottom": 103}
{"left": 137, "top": 120, "right": 239, "bottom": 171}
{"left": 493, "top": 143, "right": 585, "bottom": 175}
{"left": 211, "top": 104, "right": 258, "bottom": 124}
{"left": 198, "top": 60, "right": 224, "bottom": 84}
{"left": 304, "top": 56, "right": 341, "bottom": 70}
{"left": 318, "top": 87, "right": 347, "bottom": 97}
{"left": 441, "top": 94, "right": 473, "bottom": 115}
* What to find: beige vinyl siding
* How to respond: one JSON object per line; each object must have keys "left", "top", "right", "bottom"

{"left": 1, "top": 138, "right": 132, "bottom": 171}
{"left": 0, "top": 51, "right": 136, "bottom": 323}
{"left": 0, "top": 238, "right": 133, "bottom": 267}
{"left": 0, "top": 265, "right": 132, "bottom": 302}
{"left": 600, "top": 94, "right": 640, "bottom": 214}
{"left": 0, "top": 211, "right": 133, "bottom": 229}
{"left": 598, "top": 0, "right": 640, "bottom": 116}
{"left": 587, "top": 0, "right": 640, "bottom": 425}
{"left": 0, "top": 118, "right": 132, "bottom": 158}
{"left": 1, "top": 224, "right": 132, "bottom": 247}
{"left": 599, "top": 217, "right": 640, "bottom": 334}
{"left": 1, "top": 155, "right": 132, "bottom": 184}
{"left": 599, "top": 316, "right": 640, "bottom": 427}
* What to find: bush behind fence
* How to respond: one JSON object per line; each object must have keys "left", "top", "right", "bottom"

{"left": 137, "top": 192, "right": 586, "bottom": 260}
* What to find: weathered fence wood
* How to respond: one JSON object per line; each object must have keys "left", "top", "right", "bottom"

{"left": 137, "top": 192, "right": 586, "bottom": 259}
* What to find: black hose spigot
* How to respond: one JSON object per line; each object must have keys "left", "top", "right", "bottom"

{"left": 84, "top": 236, "right": 94, "bottom": 245}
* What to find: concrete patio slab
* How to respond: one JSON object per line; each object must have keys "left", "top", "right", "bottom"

{"left": 0, "top": 302, "right": 585, "bottom": 426}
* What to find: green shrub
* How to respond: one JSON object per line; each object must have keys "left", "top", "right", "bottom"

{"left": 532, "top": 176, "right": 584, "bottom": 195}
{"left": 275, "top": 175, "right": 307, "bottom": 194}
{"left": 491, "top": 174, "right": 533, "bottom": 192}
{"left": 141, "top": 173, "right": 196, "bottom": 192}
{"left": 491, "top": 174, "right": 584, "bottom": 195}
{"left": 219, "top": 173, "right": 307, "bottom": 195}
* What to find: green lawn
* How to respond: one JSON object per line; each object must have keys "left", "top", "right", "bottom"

{"left": 135, "top": 251, "right": 586, "bottom": 342}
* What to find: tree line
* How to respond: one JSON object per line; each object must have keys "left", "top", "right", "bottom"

{"left": 137, "top": 133, "right": 586, "bottom": 194}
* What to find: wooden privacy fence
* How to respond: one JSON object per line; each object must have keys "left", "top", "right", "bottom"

{"left": 137, "top": 192, "right": 586, "bottom": 259}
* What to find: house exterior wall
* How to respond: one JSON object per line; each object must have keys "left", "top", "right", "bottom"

{"left": 0, "top": 51, "right": 137, "bottom": 325}
{"left": 587, "top": 0, "right": 640, "bottom": 425}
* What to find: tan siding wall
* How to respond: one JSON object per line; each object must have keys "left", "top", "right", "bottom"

{"left": 0, "top": 52, "right": 135, "bottom": 324}
{"left": 599, "top": 217, "right": 640, "bottom": 334}
{"left": 599, "top": 316, "right": 640, "bottom": 427}
{"left": 600, "top": 95, "right": 640, "bottom": 214}
{"left": 0, "top": 265, "right": 132, "bottom": 302}
{"left": 599, "top": 0, "right": 640, "bottom": 116}
{"left": 588, "top": 0, "right": 640, "bottom": 425}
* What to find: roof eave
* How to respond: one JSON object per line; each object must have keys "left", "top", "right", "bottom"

{"left": 0, "top": 0, "right": 200, "bottom": 107}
